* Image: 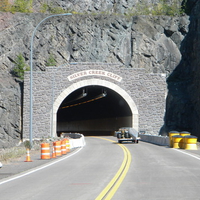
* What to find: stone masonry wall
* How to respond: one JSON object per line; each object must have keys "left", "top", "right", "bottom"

{"left": 23, "top": 63, "right": 166, "bottom": 139}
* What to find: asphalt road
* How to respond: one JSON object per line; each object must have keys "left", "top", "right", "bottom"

{"left": 115, "top": 140, "right": 200, "bottom": 200}
{"left": 0, "top": 136, "right": 200, "bottom": 200}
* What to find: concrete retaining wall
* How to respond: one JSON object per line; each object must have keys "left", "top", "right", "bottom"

{"left": 139, "top": 134, "right": 169, "bottom": 146}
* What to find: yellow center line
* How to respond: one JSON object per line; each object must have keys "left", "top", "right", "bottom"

{"left": 92, "top": 137, "right": 131, "bottom": 200}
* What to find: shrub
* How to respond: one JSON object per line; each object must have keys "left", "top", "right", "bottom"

{"left": 12, "top": 54, "right": 30, "bottom": 80}
{"left": 40, "top": 3, "right": 65, "bottom": 14}
{"left": 46, "top": 53, "right": 56, "bottom": 66}
{"left": 24, "top": 140, "right": 32, "bottom": 150}
{"left": 10, "top": 0, "right": 33, "bottom": 13}
{"left": 126, "top": 0, "right": 187, "bottom": 17}
{"left": 0, "top": 0, "right": 11, "bottom": 12}
{"left": 0, "top": 147, "right": 26, "bottom": 163}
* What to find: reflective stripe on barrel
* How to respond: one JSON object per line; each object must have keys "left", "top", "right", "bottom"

{"left": 41, "top": 143, "right": 50, "bottom": 159}
{"left": 65, "top": 138, "right": 70, "bottom": 152}
{"left": 61, "top": 140, "right": 67, "bottom": 155}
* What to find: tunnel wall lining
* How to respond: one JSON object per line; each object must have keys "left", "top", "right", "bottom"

{"left": 57, "top": 116, "right": 132, "bottom": 133}
{"left": 23, "top": 63, "right": 166, "bottom": 138}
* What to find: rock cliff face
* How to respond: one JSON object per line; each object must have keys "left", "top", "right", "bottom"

{"left": 0, "top": 69, "right": 22, "bottom": 147}
{"left": 164, "top": 0, "right": 200, "bottom": 136}
{"left": 0, "top": 0, "right": 199, "bottom": 147}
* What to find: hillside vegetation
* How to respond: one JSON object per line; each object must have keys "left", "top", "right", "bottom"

{"left": 0, "top": 0, "right": 188, "bottom": 16}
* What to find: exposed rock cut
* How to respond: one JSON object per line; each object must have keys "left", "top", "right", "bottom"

{"left": 1, "top": 0, "right": 199, "bottom": 147}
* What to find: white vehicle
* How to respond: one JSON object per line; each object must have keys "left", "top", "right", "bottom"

{"left": 115, "top": 127, "right": 140, "bottom": 143}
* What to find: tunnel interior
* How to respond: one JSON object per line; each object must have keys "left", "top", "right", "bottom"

{"left": 57, "top": 85, "right": 132, "bottom": 136}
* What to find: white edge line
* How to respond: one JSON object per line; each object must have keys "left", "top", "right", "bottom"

{"left": 0, "top": 147, "right": 83, "bottom": 186}
{"left": 173, "top": 148, "right": 200, "bottom": 160}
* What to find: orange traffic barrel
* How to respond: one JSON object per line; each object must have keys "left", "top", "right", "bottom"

{"left": 41, "top": 143, "right": 51, "bottom": 159}
{"left": 65, "top": 138, "right": 70, "bottom": 153}
{"left": 54, "top": 141, "right": 62, "bottom": 156}
{"left": 61, "top": 140, "right": 67, "bottom": 155}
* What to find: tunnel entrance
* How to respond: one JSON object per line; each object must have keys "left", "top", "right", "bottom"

{"left": 57, "top": 85, "right": 132, "bottom": 136}
{"left": 23, "top": 64, "right": 165, "bottom": 139}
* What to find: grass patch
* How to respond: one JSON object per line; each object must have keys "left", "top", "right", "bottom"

{"left": 126, "top": 0, "right": 187, "bottom": 17}
{"left": 40, "top": 2, "right": 66, "bottom": 14}
{"left": 0, "top": 147, "right": 27, "bottom": 163}
{"left": 0, "top": 140, "right": 42, "bottom": 163}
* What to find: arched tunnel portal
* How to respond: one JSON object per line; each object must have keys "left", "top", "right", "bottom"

{"left": 54, "top": 79, "right": 139, "bottom": 137}
{"left": 23, "top": 66, "right": 166, "bottom": 139}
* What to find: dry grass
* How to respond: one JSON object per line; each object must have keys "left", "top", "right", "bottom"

{"left": 0, "top": 147, "right": 27, "bottom": 163}
{"left": 0, "top": 138, "right": 59, "bottom": 164}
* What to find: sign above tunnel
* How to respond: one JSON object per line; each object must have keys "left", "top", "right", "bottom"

{"left": 68, "top": 70, "right": 122, "bottom": 82}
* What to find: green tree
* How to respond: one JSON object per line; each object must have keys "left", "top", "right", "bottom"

{"left": 12, "top": 54, "right": 30, "bottom": 80}
{"left": 46, "top": 54, "right": 56, "bottom": 66}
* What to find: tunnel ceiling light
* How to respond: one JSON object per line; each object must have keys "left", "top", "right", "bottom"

{"left": 95, "top": 89, "right": 107, "bottom": 98}
{"left": 72, "top": 88, "right": 87, "bottom": 101}
{"left": 62, "top": 88, "right": 87, "bottom": 105}
{"left": 59, "top": 89, "right": 107, "bottom": 110}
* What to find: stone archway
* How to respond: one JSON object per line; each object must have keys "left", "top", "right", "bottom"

{"left": 51, "top": 78, "right": 138, "bottom": 137}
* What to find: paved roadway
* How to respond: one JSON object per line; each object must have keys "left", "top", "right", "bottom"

{"left": 0, "top": 136, "right": 200, "bottom": 200}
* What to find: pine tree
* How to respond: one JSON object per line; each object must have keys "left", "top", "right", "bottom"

{"left": 12, "top": 54, "right": 30, "bottom": 80}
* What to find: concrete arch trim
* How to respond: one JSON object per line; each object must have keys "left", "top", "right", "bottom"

{"left": 52, "top": 79, "right": 139, "bottom": 137}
